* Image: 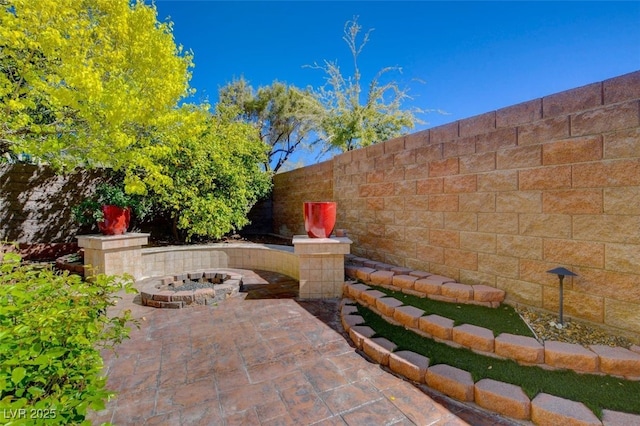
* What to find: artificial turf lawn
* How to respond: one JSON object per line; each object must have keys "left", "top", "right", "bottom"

{"left": 356, "top": 304, "right": 640, "bottom": 418}
{"left": 373, "top": 285, "right": 534, "bottom": 337}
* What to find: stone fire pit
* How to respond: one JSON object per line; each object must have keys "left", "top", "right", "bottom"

{"left": 139, "top": 270, "right": 242, "bottom": 308}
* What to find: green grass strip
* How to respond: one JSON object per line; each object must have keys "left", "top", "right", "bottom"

{"left": 372, "top": 285, "right": 534, "bottom": 337}
{"left": 356, "top": 305, "right": 640, "bottom": 418}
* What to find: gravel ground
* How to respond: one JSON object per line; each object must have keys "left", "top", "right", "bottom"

{"left": 516, "top": 306, "right": 635, "bottom": 348}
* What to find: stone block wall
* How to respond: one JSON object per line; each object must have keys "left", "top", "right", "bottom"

{"left": 0, "top": 164, "right": 103, "bottom": 244}
{"left": 273, "top": 160, "right": 334, "bottom": 236}
{"left": 272, "top": 70, "right": 640, "bottom": 335}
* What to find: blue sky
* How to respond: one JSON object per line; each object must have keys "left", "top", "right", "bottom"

{"left": 151, "top": 1, "right": 640, "bottom": 169}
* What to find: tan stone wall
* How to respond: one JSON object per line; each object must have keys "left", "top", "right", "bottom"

{"left": 273, "top": 160, "right": 334, "bottom": 236}
{"left": 0, "top": 164, "right": 103, "bottom": 244}
{"left": 272, "top": 70, "right": 640, "bottom": 335}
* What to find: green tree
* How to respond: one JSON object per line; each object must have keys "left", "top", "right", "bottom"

{"left": 0, "top": 0, "right": 193, "bottom": 193}
{"left": 151, "top": 104, "right": 272, "bottom": 241}
{"left": 218, "top": 78, "right": 323, "bottom": 172}
{"left": 309, "top": 17, "right": 422, "bottom": 152}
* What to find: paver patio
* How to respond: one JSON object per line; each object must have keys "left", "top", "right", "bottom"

{"left": 88, "top": 270, "right": 515, "bottom": 425}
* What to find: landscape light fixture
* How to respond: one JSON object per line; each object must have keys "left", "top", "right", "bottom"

{"left": 546, "top": 267, "right": 577, "bottom": 327}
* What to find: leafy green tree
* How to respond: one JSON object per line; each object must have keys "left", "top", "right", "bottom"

{"left": 218, "top": 78, "right": 323, "bottom": 172}
{"left": 151, "top": 104, "right": 272, "bottom": 241}
{"left": 309, "top": 17, "right": 422, "bottom": 152}
{"left": 0, "top": 0, "right": 193, "bottom": 193}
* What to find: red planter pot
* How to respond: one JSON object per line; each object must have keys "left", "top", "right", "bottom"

{"left": 98, "top": 205, "right": 131, "bottom": 235}
{"left": 303, "top": 201, "right": 337, "bottom": 238}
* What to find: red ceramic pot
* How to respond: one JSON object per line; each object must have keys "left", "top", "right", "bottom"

{"left": 303, "top": 201, "right": 337, "bottom": 238}
{"left": 97, "top": 205, "right": 131, "bottom": 235}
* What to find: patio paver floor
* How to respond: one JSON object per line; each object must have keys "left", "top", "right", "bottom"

{"left": 89, "top": 270, "right": 518, "bottom": 425}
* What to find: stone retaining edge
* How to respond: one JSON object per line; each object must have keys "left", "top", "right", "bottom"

{"left": 343, "top": 281, "right": 640, "bottom": 380}
{"left": 344, "top": 261, "right": 505, "bottom": 308}
{"left": 339, "top": 295, "right": 640, "bottom": 426}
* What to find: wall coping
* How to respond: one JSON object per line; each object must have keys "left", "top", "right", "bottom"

{"left": 141, "top": 242, "right": 295, "bottom": 255}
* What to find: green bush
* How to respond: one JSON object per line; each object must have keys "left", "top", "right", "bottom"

{"left": 0, "top": 252, "right": 138, "bottom": 425}
{"left": 72, "top": 180, "right": 152, "bottom": 226}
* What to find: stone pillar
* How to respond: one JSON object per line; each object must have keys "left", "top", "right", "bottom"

{"left": 77, "top": 233, "right": 149, "bottom": 279}
{"left": 293, "top": 235, "right": 352, "bottom": 299}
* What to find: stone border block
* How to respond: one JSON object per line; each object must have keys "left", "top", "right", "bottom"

{"left": 393, "top": 305, "right": 426, "bottom": 329}
{"left": 441, "top": 282, "right": 474, "bottom": 301}
{"left": 160, "top": 276, "right": 175, "bottom": 285}
{"left": 373, "top": 262, "right": 395, "bottom": 271}
{"left": 495, "top": 333, "right": 544, "bottom": 364}
{"left": 341, "top": 314, "right": 365, "bottom": 331}
{"left": 153, "top": 290, "right": 174, "bottom": 302}
{"left": 346, "top": 282, "right": 371, "bottom": 299}
{"left": 345, "top": 264, "right": 360, "bottom": 279}
{"left": 188, "top": 271, "right": 203, "bottom": 280}
{"left": 423, "top": 274, "right": 456, "bottom": 285}
{"left": 419, "top": 314, "right": 455, "bottom": 340}
{"left": 409, "top": 270, "right": 432, "bottom": 279}
{"left": 350, "top": 257, "right": 368, "bottom": 265}
{"left": 474, "top": 379, "right": 531, "bottom": 420}
{"left": 389, "top": 350, "right": 430, "bottom": 383}
{"left": 472, "top": 285, "right": 505, "bottom": 302}
{"left": 426, "top": 364, "right": 475, "bottom": 402}
{"left": 602, "top": 409, "right": 640, "bottom": 426}
{"left": 531, "top": 393, "right": 601, "bottom": 426}
{"left": 453, "top": 324, "right": 495, "bottom": 353}
{"left": 362, "top": 337, "right": 397, "bottom": 366}
{"left": 414, "top": 278, "right": 443, "bottom": 295}
{"left": 402, "top": 288, "right": 428, "bottom": 298}
{"left": 589, "top": 344, "right": 640, "bottom": 377}
{"left": 360, "top": 289, "right": 387, "bottom": 307}
{"left": 544, "top": 341, "right": 599, "bottom": 372}
{"left": 340, "top": 303, "right": 359, "bottom": 316}
{"left": 376, "top": 297, "right": 404, "bottom": 317}
{"left": 356, "top": 267, "right": 377, "bottom": 282}
{"left": 349, "top": 325, "right": 376, "bottom": 350}
{"left": 370, "top": 270, "right": 396, "bottom": 286}
{"left": 392, "top": 274, "right": 418, "bottom": 290}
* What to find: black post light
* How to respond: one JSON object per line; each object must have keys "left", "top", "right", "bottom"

{"left": 546, "top": 267, "right": 577, "bottom": 327}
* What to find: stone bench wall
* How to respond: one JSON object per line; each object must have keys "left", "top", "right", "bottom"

{"left": 141, "top": 243, "right": 299, "bottom": 280}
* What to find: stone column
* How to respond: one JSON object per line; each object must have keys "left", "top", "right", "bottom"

{"left": 293, "top": 235, "right": 352, "bottom": 299}
{"left": 77, "top": 233, "right": 149, "bottom": 279}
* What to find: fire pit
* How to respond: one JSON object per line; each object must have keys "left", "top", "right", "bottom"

{"left": 139, "top": 269, "right": 242, "bottom": 308}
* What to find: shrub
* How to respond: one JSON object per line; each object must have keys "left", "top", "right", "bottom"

{"left": 72, "top": 180, "right": 152, "bottom": 226}
{"left": 0, "top": 252, "right": 138, "bottom": 425}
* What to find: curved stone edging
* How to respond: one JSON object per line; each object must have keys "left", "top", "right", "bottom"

{"left": 138, "top": 269, "right": 243, "bottom": 308}
{"left": 344, "top": 281, "right": 640, "bottom": 380}
{"left": 338, "top": 298, "right": 640, "bottom": 426}
{"left": 345, "top": 256, "right": 506, "bottom": 307}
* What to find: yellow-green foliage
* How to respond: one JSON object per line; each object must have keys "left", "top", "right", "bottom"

{"left": 0, "top": 251, "right": 137, "bottom": 425}
{"left": 1, "top": 0, "right": 273, "bottom": 239}
{"left": 0, "top": 0, "right": 193, "bottom": 192}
